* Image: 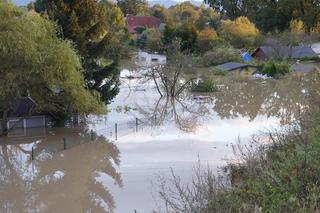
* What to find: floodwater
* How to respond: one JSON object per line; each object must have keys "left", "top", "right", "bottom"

{"left": 0, "top": 69, "right": 319, "bottom": 213}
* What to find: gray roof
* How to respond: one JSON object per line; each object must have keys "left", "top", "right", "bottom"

{"left": 217, "top": 62, "right": 253, "bottom": 71}
{"left": 260, "top": 46, "right": 318, "bottom": 59}
{"left": 0, "top": 97, "right": 37, "bottom": 118}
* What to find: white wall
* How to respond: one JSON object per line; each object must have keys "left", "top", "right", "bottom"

{"left": 138, "top": 51, "right": 167, "bottom": 67}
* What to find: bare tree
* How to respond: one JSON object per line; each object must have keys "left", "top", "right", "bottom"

{"left": 141, "top": 40, "right": 196, "bottom": 98}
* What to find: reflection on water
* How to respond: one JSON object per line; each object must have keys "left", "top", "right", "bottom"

{"left": 212, "top": 76, "right": 313, "bottom": 124}
{"left": 0, "top": 127, "right": 121, "bottom": 213}
{"left": 100, "top": 73, "right": 320, "bottom": 141}
{"left": 136, "top": 96, "right": 211, "bottom": 132}
{"left": 1, "top": 71, "right": 320, "bottom": 213}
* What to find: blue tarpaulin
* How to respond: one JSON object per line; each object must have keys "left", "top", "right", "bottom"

{"left": 242, "top": 52, "right": 253, "bottom": 62}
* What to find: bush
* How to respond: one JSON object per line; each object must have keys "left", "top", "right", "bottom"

{"left": 212, "top": 67, "right": 227, "bottom": 76}
{"left": 199, "top": 47, "right": 241, "bottom": 67}
{"left": 191, "top": 78, "right": 217, "bottom": 92}
{"left": 257, "top": 60, "right": 291, "bottom": 77}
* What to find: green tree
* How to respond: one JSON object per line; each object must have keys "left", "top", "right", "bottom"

{"left": 172, "top": 2, "right": 200, "bottom": 23}
{"left": 143, "top": 28, "right": 163, "bottom": 53}
{"left": 195, "top": 7, "right": 221, "bottom": 30}
{"left": 151, "top": 4, "right": 172, "bottom": 24}
{"left": 34, "top": 0, "right": 126, "bottom": 104}
{"left": 175, "top": 23, "right": 198, "bottom": 52}
{"left": 205, "top": 0, "right": 320, "bottom": 32}
{"left": 162, "top": 23, "right": 176, "bottom": 47}
{"left": 117, "top": 0, "right": 149, "bottom": 16}
{"left": 0, "top": 1, "right": 104, "bottom": 135}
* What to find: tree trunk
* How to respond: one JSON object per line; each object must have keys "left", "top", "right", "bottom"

{"left": 1, "top": 110, "right": 8, "bottom": 136}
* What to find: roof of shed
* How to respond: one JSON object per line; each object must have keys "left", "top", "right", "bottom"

{"left": 217, "top": 62, "right": 253, "bottom": 71}
{"left": 254, "top": 46, "right": 318, "bottom": 59}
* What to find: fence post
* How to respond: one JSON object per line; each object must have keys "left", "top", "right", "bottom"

{"left": 91, "top": 129, "right": 94, "bottom": 141}
{"left": 136, "top": 118, "right": 138, "bottom": 132}
{"left": 31, "top": 146, "right": 34, "bottom": 161}
{"left": 115, "top": 123, "right": 118, "bottom": 141}
{"left": 63, "top": 138, "right": 67, "bottom": 150}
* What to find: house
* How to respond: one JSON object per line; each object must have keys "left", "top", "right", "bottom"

{"left": 137, "top": 51, "right": 167, "bottom": 67}
{"left": 126, "top": 14, "right": 162, "bottom": 34}
{"left": 252, "top": 46, "right": 319, "bottom": 60}
{"left": 0, "top": 97, "right": 46, "bottom": 137}
{"left": 217, "top": 62, "right": 257, "bottom": 74}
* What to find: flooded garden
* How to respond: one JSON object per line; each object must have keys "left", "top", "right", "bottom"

{"left": 1, "top": 64, "right": 320, "bottom": 212}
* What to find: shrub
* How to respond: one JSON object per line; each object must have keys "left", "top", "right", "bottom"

{"left": 212, "top": 67, "right": 227, "bottom": 76}
{"left": 199, "top": 47, "right": 241, "bottom": 67}
{"left": 191, "top": 78, "right": 217, "bottom": 92}
{"left": 257, "top": 60, "right": 291, "bottom": 77}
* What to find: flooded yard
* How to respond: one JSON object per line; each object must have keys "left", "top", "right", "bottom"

{"left": 0, "top": 68, "right": 318, "bottom": 213}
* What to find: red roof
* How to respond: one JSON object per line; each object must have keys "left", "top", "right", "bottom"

{"left": 126, "top": 15, "right": 161, "bottom": 33}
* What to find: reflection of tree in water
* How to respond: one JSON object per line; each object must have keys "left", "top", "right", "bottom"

{"left": 137, "top": 96, "right": 211, "bottom": 132}
{"left": 212, "top": 74, "right": 320, "bottom": 124}
{"left": 137, "top": 73, "right": 320, "bottom": 130}
{"left": 0, "top": 127, "right": 122, "bottom": 213}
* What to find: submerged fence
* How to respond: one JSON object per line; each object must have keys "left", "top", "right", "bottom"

{"left": 28, "top": 117, "right": 147, "bottom": 161}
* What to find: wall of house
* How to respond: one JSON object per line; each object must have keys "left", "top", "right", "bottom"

{"left": 0, "top": 116, "right": 46, "bottom": 137}
{"left": 138, "top": 51, "right": 167, "bottom": 67}
{"left": 252, "top": 50, "right": 268, "bottom": 60}
{"left": 0, "top": 116, "right": 46, "bottom": 131}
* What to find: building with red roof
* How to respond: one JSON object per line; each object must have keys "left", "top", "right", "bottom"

{"left": 126, "top": 14, "right": 162, "bottom": 34}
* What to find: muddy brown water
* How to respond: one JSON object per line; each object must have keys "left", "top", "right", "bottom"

{"left": 1, "top": 71, "right": 319, "bottom": 213}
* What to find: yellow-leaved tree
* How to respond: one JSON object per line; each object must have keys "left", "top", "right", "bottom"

{"left": 290, "top": 19, "right": 305, "bottom": 34}
{"left": 196, "top": 28, "right": 218, "bottom": 53}
{"left": 221, "top": 16, "right": 259, "bottom": 47}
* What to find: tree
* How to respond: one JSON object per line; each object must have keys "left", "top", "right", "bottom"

{"left": 144, "top": 28, "right": 163, "bottom": 53}
{"left": 162, "top": 22, "right": 176, "bottom": 47}
{"left": 0, "top": 2, "right": 104, "bottom": 135}
{"left": 175, "top": 23, "right": 198, "bottom": 52}
{"left": 117, "top": 0, "right": 149, "bottom": 16}
{"left": 172, "top": 2, "right": 200, "bottom": 23}
{"left": 221, "top": 16, "right": 259, "bottom": 47}
{"left": 151, "top": 4, "right": 172, "bottom": 24}
{"left": 195, "top": 7, "right": 221, "bottom": 30}
{"left": 196, "top": 28, "right": 218, "bottom": 53}
{"left": 145, "top": 40, "right": 195, "bottom": 98}
{"left": 290, "top": 19, "right": 305, "bottom": 34}
{"left": 205, "top": 0, "right": 320, "bottom": 32}
{"left": 34, "top": 0, "right": 126, "bottom": 104}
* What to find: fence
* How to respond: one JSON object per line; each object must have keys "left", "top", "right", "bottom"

{"left": 29, "top": 117, "right": 146, "bottom": 161}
